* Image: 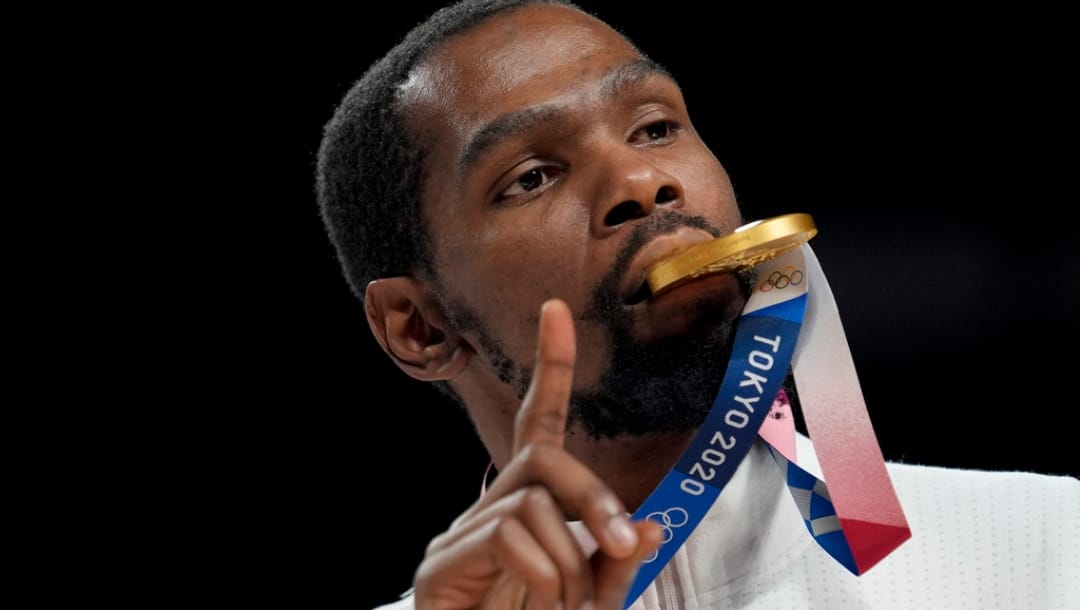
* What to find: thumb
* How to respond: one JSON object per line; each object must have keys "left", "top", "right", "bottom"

{"left": 591, "top": 519, "right": 664, "bottom": 610}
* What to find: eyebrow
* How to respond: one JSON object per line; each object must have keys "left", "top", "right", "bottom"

{"left": 458, "top": 58, "right": 673, "bottom": 174}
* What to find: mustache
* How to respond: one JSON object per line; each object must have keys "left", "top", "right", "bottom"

{"left": 583, "top": 212, "right": 721, "bottom": 323}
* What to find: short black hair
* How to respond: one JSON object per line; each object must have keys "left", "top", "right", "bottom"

{"left": 315, "top": 0, "right": 582, "bottom": 305}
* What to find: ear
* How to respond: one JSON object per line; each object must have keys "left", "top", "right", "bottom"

{"left": 364, "top": 277, "right": 471, "bottom": 381}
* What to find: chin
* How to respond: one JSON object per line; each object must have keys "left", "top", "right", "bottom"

{"left": 569, "top": 280, "right": 749, "bottom": 439}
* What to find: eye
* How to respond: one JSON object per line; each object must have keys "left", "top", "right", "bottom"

{"left": 497, "top": 165, "right": 564, "bottom": 200}
{"left": 631, "top": 119, "right": 681, "bottom": 145}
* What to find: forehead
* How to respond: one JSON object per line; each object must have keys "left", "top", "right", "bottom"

{"left": 398, "top": 4, "right": 645, "bottom": 167}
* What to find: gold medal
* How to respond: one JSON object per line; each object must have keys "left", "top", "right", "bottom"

{"left": 646, "top": 213, "right": 818, "bottom": 296}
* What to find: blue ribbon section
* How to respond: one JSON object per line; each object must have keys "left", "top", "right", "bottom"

{"left": 624, "top": 293, "right": 807, "bottom": 608}
{"left": 766, "top": 446, "right": 859, "bottom": 574}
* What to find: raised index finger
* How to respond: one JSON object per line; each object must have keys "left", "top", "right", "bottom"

{"left": 512, "top": 298, "right": 576, "bottom": 454}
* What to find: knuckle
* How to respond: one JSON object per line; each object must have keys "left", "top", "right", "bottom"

{"left": 581, "top": 483, "right": 624, "bottom": 520}
{"left": 489, "top": 515, "right": 519, "bottom": 547}
{"left": 518, "top": 443, "right": 560, "bottom": 474}
{"left": 424, "top": 529, "right": 452, "bottom": 555}
{"left": 583, "top": 481, "right": 618, "bottom": 505}
{"left": 517, "top": 401, "right": 567, "bottom": 433}
{"left": 518, "top": 485, "right": 557, "bottom": 514}
{"left": 560, "top": 552, "right": 589, "bottom": 582}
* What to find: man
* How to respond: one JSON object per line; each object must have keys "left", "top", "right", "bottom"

{"left": 314, "top": 1, "right": 1079, "bottom": 608}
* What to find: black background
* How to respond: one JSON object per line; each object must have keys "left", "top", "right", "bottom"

{"left": 148, "top": 2, "right": 1077, "bottom": 607}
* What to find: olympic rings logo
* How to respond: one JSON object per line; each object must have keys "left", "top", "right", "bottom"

{"left": 758, "top": 265, "right": 804, "bottom": 291}
{"left": 641, "top": 507, "right": 689, "bottom": 563}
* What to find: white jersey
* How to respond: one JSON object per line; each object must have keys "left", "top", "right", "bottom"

{"left": 376, "top": 438, "right": 1079, "bottom": 609}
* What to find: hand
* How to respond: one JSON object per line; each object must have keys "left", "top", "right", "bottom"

{"left": 412, "top": 299, "right": 663, "bottom": 610}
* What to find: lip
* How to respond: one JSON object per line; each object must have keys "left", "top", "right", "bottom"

{"left": 619, "top": 227, "right": 718, "bottom": 305}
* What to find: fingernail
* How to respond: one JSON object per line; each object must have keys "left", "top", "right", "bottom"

{"left": 579, "top": 602, "right": 595, "bottom": 610}
{"left": 607, "top": 514, "right": 638, "bottom": 549}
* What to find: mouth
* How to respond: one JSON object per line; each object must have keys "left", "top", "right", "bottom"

{"left": 619, "top": 228, "right": 718, "bottom": 306}
{"left": 625, "top": 281, "right": 652, "bottom": 305}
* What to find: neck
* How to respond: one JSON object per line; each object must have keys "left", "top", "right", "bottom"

{"left": 565, "top": 428, "right": 697, "bottom": 512}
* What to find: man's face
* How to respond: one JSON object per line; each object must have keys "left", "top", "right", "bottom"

{"left": 400, "top": 5, "right": 747, "bottom": 437}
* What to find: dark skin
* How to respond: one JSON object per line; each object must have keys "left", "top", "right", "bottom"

{"left": 364, "top": 5, "right": 747, "bottom": 609}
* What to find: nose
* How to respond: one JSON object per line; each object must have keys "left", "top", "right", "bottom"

{"left": 589, "top": 149, "right": 682, "bottom": 236}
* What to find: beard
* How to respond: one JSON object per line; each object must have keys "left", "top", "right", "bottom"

{"left": 569, "top": 302, "right": 747, "bottom": 439}
{"left": 572, "top": 213, "right": 753, "bottom": 439}
{"left": 435, "top": 211, "right": 753, "bottom": 440}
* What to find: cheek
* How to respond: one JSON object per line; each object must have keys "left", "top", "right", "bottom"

{"left": 678, "top": 154, "right": 740, "bottom": 224}
{"left": 437, "top": 208, "right": 595, "bottom": 351}
{"left": 478, "top": 205, "right": 591, "bottom": 295}
{"left": 461, "top": 213, "right": 613, "bottom": 391}
{"left": 479, "top": 224, "right": 578, "bottom": 289}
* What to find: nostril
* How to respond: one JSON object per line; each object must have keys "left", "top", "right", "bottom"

{"left": 655, "top": 185, "right": 677, "bottom": 205}
{"left": 604, "top": 200, "right": 648, "bottom": 227}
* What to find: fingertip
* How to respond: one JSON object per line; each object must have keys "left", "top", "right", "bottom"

{"left": 590, "top": 519, "right": 659, "bottom": 610}
{"left": 536, "top": 298, "right": 575, "bottom": 366}
{"left": 541, "top": 297, "right": 569, "bottom": 314}
{"left": 540, "top": 299, "right": 571, "bottom": 331}
{"left": 604, "top": 514, "right": 640, "bottom": 558}
{"left": 634, "top": 519, "right": 665, "bottom": 558}
{"left": 540, "top": 298, "right": 575, "bottom": 330}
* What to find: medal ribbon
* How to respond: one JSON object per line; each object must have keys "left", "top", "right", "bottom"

{"left": 624, "top": 243, "right": 910, "bottom": 608}
{"left": 770, "top": 245, "right": 911, "bottom": 574}
{"left": 624, "top": 245, "right": 809, "bottom": 606}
